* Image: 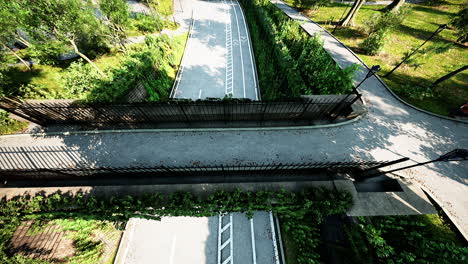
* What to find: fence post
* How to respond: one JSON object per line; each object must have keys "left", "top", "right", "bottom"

{"left": 178, "top": 102, "right": 189, "bottom": 122}
{"left": 330, "top": 92, "right": 360, "bottom": 121}
{"left": 297, "top": 99, "right": 313, "bottom": 120}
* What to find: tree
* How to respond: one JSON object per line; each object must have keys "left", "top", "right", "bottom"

{"left": 18, "top": 0, "right": 109, "bottom": 76}
{"left": 339, "top": 0, "right": 366, "bottom": 27}
{"left": 384, "top": 0, "right": 406, "bottom": 12}
{"left": 0, "top": 1, "right": 31, "bottom": 70}
{"left": 431, "top": 65, "right": 468, "bottom": 88}
{"left": 99, "top": 0, "right": 130, "bottom": 52}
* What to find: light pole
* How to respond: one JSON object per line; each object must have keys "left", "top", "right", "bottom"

{"left": 358, "top": 149, "right": 468, "bottom": 180}
{"left": 354, "top": 65, "right": 381, "bottom": 92}
{"left": 330, "top": 65, "right": 380, "bottom": 121}
{"left": 385, "top": 24, "right": 447, "bottom": 78}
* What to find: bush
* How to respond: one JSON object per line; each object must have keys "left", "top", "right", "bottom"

{"left": 134, "top": 13, "right": 163, "bottom": 33}
{"left": 61, "top": 60, "right": 103, "bottom": 99}
{"left": 84, "top": 34, "right": 182, "bottom": 102}
{"left": 360, "top": 30, "right": 387, "bottom": 55}
{"left": 363, "top": 7, "right": 410, "bottom": 36}
{"left": 28, "top": 41, "right": 67, "bottom": 65}
{"left": 349, "top": 216, "right": 468, "bottom": 264}
{"left": 239, "top": 0, "right": 356, "bottom": 99}
{"left": 360, "top": 7, "right": 411, "bottom": 55}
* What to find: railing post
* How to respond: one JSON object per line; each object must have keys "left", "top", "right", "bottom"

{"left": 297, "top": 99, "right": 313, "bottom": 120}
{"left": 178, "top": 102, "right": 189, "bottom": 123}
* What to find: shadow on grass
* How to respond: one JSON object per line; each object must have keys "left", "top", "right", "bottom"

{"left": 412, "top": 4, "right": 455, "bottom": 17}
{"left": 381, "top": 70, "right": 467, "bottom": 115}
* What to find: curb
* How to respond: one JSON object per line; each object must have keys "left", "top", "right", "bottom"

{"left": 274, "top": 0, "right": 468, "bottom": 124}
{"left": 0, "top": 112, "right": 365, "bottom": 138}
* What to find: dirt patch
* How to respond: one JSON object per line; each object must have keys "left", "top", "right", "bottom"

{"left": 8, "top": 220, "right": 75, "bottom": 261}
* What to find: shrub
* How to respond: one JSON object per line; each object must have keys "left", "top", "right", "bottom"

{"left": 134, "top": 13, "right": 163, "bottom": 33}
{"left": 360, "top": 7, "right": 411, "bottom": 55}
{"left": 239, "top": 0, "right": 356, "bottom": 99}
{"left": 28, "top": 41, "right": 67, "bottom": 65}
{"left": 361, "top": 30, "right": 387, "bottom": 55}
{"left": 84, "top": 35, "right": 182, "bottom": 102}
{"left": 61, "top": 60, "right": 102, "bottom": 99}
{"left": 350, "top": 216, "right": 468, "bottom": 264}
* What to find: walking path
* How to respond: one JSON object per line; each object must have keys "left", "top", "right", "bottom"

{"left": 0, "top": 0, "right": 467, "bottom": 239}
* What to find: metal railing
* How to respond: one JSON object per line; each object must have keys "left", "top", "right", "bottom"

{"left": 0, "top": 96, "right": 361, "bottom": 127}
{"left": 0, "top": 160, "right": 401, "bottom": 181}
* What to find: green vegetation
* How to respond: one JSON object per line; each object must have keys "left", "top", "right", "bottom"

{"left": 0, "top": 188, "right": 352, "bottom": 263}
{"left": 147, "top": 0, "right": 175, "bottom": 17}
{"left": 62, "top": 34, "right": 187, "bottom": 102}
{"left": 0, "top": 0, "right": 184, "bottom": 133}
{"left": 0, "top": 0, "right": 179, "bottom": 102}
{"left": 285, "top": 0, "right": 468, "bottom": 116}
{"left": 344, "top": 215, "right": 468, "bottom": 263}
{"left": 239, "top": 0, "right": 357, "bottom": 100}
{"left": 0, "top": 111, "right": 27, "bottom": 135}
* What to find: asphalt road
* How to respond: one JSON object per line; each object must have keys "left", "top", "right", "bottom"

{"left": 172, "top": 0, "right": 258, "bottom": 100}
{"left": 115, "top": 212, "right": 279, "bottom": 264}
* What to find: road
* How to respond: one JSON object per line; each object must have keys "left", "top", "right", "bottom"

{"left": 171, "top": 0, "right": 258, "bottom": 100}
{"left": 114, "top": 212, "right": 279, "bottom": 264}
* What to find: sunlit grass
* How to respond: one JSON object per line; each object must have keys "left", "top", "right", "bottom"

{"left": 284, "top": 0, "right": 468, "bottom": 116}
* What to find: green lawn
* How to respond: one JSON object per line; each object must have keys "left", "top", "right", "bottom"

{"left": 285, "top": 0, "right": 467, "bottom": 116}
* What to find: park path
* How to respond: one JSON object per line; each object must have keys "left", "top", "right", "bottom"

{"left": 0, "top": 0, "right": 467, "bottom": 239}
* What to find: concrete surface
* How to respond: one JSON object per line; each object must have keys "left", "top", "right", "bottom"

{"left": 114, "top": 212, "right": 278, "bottom": 264}
{"left": 172, "top": 0, "right": 258, "bottom": 100}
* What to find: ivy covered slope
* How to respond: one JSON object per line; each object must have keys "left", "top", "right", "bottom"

{"left": 0, "top": 188, "right": 352, "bottom": 264}
{"left": 345, "top": 215, "right": 468, "bottom": 264}
{"left": 239, "top": 0, "right": 357, "bottom": 100}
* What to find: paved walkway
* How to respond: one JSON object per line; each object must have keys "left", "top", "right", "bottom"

{"left": 0, "top": 0, "right": 467, "bottom": 239}
{"left": 172, "top": 0, "right": 258, "bottom": 100}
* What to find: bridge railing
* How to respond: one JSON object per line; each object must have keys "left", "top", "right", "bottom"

{"left": 0, "top": 95, "right": 362, "bottom": 127}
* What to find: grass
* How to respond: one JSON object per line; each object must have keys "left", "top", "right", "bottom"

{"left": 0, "top": 111, "right": 28, "bottom": 135}
{"left": 150, "top": 0, "right": 174, "bottom": 16}
{"left": 285, "top": 0, "right": 468, "bottom": 116}
{"left": 4, "top": 218, "right": 122, "bottom": 264}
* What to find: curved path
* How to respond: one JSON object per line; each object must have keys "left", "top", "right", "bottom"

{"left": 0, "top": 0, "right": 467, "bottom": 238}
